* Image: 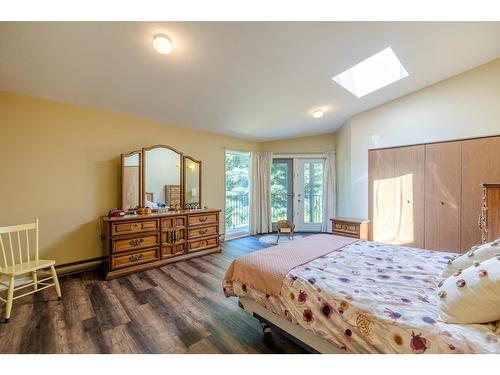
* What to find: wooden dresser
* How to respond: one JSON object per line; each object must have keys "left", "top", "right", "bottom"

{"left": 479, "top": 183, "right": 500, "bottom": 243}
{"left": 330, "top": 217, "right": 369, "bottom": 240}
{"left": 101, "top": 208, "right": 221, "bottom": 279}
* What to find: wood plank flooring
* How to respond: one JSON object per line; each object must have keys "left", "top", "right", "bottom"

{"left": 0, "top": 235, "right": 308, "bottom": 354}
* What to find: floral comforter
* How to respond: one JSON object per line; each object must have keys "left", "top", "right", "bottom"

{"left": 225, "top": 240, "right": 500, "bottom": 353}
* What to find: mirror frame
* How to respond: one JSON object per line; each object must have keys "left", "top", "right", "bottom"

{"left": 141, "top": 144, "right": 184, "bottom": 208}
{"left": 121, "top": 150, "right": 142, "bottom": 210}
{"left": 183, "top": 155, "right": 202, "bottom": 207}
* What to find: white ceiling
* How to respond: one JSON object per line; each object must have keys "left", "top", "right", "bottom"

{"left": 1, "top": 22, "right": 500, "bottom": 141}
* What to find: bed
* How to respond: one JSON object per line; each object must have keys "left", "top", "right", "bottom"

{"left": 223, "top": 234, "right": 500, "bottom": 354}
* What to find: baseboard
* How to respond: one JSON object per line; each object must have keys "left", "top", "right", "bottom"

{"left": 55, "top": 257, "right": 105, "bottom": 277}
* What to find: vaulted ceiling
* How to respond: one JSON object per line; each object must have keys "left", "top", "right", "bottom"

{"left": 1, "top": 22, "right": 499, "bottom": 141}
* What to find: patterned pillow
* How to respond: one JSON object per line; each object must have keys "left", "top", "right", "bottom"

{"left": 442, "top": 239, "right": 500, "bottom": 278}
{"left": 438, "top": 255, "right": 500, "bottom": 324}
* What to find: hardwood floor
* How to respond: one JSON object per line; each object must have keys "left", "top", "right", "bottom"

{"left": 0, "top": 235, "right": 308, "bottom": 354}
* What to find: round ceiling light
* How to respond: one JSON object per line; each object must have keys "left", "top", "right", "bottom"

{"left": 312, "top": 109, "right": 324, "bottom": 119}
{"left": 153, "top": 33, "right": 173, "bottom": 55}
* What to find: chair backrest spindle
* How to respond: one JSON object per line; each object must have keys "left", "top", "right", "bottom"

{"left": 0, "top": 236, "right": 7, "bottom": 269}
{"left": 25, "top": 228, "right": 30, "bottom": 262}
{"left": 8, "top": 232, "right": 14, "bottom": 266}
{"left": 35, "top": 218, "right": 39, "bottom": 261}
{"left": 17, "top": 230, "right": 23, "bottom": 264}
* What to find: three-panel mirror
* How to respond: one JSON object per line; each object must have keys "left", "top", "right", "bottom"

{"left": 120, "top": 145, "right": 202, "bottom": 211}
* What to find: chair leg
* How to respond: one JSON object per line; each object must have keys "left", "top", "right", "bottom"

{"left": 4, "top": 276, "right": 15, "bottom": 323}
{"left": 50, "top": 265, "right": 62, "bottom": 300}
{"left": 32, "top": 271, "right": 38, "bottom": 292}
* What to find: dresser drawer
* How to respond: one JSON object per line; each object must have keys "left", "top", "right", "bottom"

{"left": 111, "top": 219, "right": 159, "bottom": 236}
{"left": 161, "top": 216, "right": 186, "bottom": 230}
{"left": 188, "top": 213, "right": 218, "bottom": 226}
{"left": 187, "top": 237, "right": 218, "bottom": 253}
{"left": 111, "top": 248, "right": 159, "bottom": 270}
{"left": 162, "top": 244, "right": 186, "bottom": 258}
{"left": 188, "top": 224, "right": 218, "bottom": 239}
{"left": 112, "top": 234, "right": 159, "bottom": 253}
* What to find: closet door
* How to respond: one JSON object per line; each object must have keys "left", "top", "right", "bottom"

{"left": 369, "top": 148, "right": 396, "bottom": 242}
{"left": 393, "top": 145, "right": 425, "bottom": 248}
{"left": 424, "top": 142, "right": 462, "bottom": 252}
{"left": 461, "top": 136, "right": 500, "bottom": 252}
{"left": 369, "top": 145, "right": 424, "bottom": 247}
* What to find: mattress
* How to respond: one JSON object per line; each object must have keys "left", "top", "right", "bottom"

{"left": 223, "top": 236, "right": 500, "bottom": 353}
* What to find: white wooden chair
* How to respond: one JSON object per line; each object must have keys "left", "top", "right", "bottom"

{"left": 0, "top": 219, "right": 61, "bottom": 323}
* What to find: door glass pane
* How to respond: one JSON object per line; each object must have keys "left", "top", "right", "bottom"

{"left": 225, "top": 151, "right": 250, "bottom": 233}
{"left": 271, "top": 162, "right": 289, "bottom": 222}
{"left": 303, "top": 161, "right": 324, "bottom": 223}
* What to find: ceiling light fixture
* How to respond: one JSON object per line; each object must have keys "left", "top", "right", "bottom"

{"left": 332, "top": 47, "right": 408, "bottom": 98}
{"left": 312, "top": 109, "right": 324, "bottom": 119}
{"left": 153, "top": 33, "right": 173, "bottom": 55}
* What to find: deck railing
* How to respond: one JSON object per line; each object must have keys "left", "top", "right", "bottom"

{"left": 225, "top": 194, "right": 249, "bottom": 231}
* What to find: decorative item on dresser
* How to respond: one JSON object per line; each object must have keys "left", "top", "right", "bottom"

{"left": 479, "top": 183, "right": 500, "bottom": 243}
{"left": 330, "top": 217, "right": 369, "bottom": 240}
{"left": 101, "top": 209, "right": 221, "bottom": 279}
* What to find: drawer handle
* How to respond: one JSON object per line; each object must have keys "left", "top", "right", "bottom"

{"left": 198, "top": 228, "right": 208, "bottom": 235}
{"left": 129, "top": 238, "right": 144, "bottom": 246}
{"left": 199, "top": 216, "right": 208, "bottom": 222}
{"left": 129, "top": 254, "right": 143, "bottom": 262}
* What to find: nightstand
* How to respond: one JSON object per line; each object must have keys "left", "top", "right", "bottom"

{"left": 330, "top": 218, "right": 369, "bottom": 240}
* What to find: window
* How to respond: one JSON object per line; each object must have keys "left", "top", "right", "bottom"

{"left": 225, "top": 150, "right": 250, "bottom": 237}
{"left": 332, "top": 47, "right": 408, "bottom": 98}
{"left": 271, "top": 159, "right": 293, "bottom": 225}
{"left": 302, "top": 160, "right": 324, "bottom": 224}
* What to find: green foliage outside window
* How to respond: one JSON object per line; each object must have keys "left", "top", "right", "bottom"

{"left": 225, "top": 152, "right": 249, "bottom": 230}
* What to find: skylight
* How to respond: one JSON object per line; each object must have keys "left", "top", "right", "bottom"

{"left": 332, "top": 47, "right": 408, "bottom": 98}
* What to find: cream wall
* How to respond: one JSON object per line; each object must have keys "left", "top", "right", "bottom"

{"left": 260, "top": 133, "right": 335, "bottom": 154}
{"left": 336, "top": 58, "right": 500, "bottom": 219}
{"left": 0, "top": 91, "right": 259, "bottom": 266}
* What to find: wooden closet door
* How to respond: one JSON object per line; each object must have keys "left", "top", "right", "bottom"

{"left": 393, "top": 145, "right": 425, "bottom": 248}
{"left": 461, "top": 136, "right": 500, "bottom": 252}
{"left": 424, "top": 142, "right": 461, "bottom": 252}
{"left": 368, "top": 148, "right": 396, "bottom": 242}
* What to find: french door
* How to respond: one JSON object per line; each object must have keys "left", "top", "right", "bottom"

{"left": 271, "top": 159, "right": 293, "bottom": 231}
{"left": 294, "top": 159, "right": 324, "bottom": 231}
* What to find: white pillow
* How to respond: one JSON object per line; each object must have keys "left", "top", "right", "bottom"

{"left": 442, "top": 239, "right": 500, "bottom": 278}
{"left": 438, "top": 255, "right": 500, "bottom": 324}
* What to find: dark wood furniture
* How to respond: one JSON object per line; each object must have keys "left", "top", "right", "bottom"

{"left": 479, "top": 183, "right": 500, "bottom": 244}
{"left": 330, "top": 218, "right": 369, "bottom": 240}
{"left": 101, "top": 208, "right": 221, "bottom": 279}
